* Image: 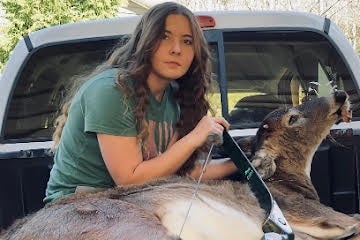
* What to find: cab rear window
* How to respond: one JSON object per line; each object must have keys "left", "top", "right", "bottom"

{"left": 216, "top": 31, "right": 360, "bottom": 128}
{"left": 4, "top": 30, "right": 360, "bottom": 141}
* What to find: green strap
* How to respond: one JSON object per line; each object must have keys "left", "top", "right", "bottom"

{"left": 222, "top": 130, "right": 294, "bottom": 240}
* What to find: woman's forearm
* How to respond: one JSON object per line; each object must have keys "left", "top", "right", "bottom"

{"left": 188, "top": 158, "right": 237, "bottom": 180}
{"left": 120, "top": 132, "right": 198, "bottom": 184}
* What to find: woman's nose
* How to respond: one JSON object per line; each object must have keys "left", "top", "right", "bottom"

{"left": 170, "top": 41, "right": 181, "bottom": 55}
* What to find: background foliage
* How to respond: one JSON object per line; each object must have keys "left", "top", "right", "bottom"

{"left": 1, "top": 0, "right": 359, "bottom": 73}
{"left": 180, "top": 0, "right": 360, "bottom": 54}
{"left": 0, "top": 0, "right": 123, "bottom": 72}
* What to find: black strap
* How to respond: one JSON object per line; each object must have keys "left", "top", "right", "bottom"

{"left": 323, "top": 18, "right": 331, "bottom": 35}
{"left": 24, "top": 35, "right": 33, "bottom": 52}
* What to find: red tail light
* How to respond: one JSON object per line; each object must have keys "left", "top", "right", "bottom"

{"left": 196, "top": 15, "right": 216, "bottom": 28}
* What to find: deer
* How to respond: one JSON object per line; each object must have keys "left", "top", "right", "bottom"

{"left": 1, "top": 90, "right": 358, "bottom": 240}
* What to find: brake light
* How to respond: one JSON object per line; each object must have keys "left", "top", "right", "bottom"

{"left": 196, "top": 15, "right": 216, "bottom": 28}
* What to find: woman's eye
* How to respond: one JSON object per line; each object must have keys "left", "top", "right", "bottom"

{"left": 184, "top": 39, "right": 193, "bottom": 45}
{"left": 288, "top": 115, "right": 298, "bottom": 125}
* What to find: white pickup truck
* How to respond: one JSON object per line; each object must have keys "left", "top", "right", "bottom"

{"left": 0, "top": 10, "right": 359, "bottom": 230}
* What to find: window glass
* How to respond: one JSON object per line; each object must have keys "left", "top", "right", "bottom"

{"left": 4, "top": 38, "right": 121, "bottom": 140}
{"left": 222, "top": 31, "right": 360, "bottom": 129}
{"left": 5, "top": 30, "right": 360, "bottom": 140}
{"left": 208, "top": 43, "right": 222, "bottom": 116}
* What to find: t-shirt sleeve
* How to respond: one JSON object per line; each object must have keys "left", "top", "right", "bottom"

{"left": 80, "top": 77, "right": 137, "bottom": 136}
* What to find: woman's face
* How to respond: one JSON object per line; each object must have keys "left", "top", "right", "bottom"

{"left": 149, "top": 14, "right": 195, "bottom": 82}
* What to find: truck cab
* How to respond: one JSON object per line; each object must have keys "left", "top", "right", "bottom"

{"left": 0, "top": 11, "right": 359, "bottom": 229}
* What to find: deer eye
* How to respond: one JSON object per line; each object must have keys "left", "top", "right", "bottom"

{"left": 288, "top": 115, "right": 298, "bottom": 125}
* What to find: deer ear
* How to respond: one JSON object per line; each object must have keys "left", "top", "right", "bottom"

{"left": 236, "top": 136, "right": 255, "bottom": 157}
{"left": 251, "top": 154, "right": 276, "bottom": 180}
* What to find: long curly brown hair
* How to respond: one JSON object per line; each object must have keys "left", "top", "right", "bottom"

{"left": 53, "top": 2, "right": 213, "bottom": 175}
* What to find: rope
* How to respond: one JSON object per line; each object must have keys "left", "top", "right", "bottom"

{"left": 178, "top": 143, "right": 214, "bottom": 238}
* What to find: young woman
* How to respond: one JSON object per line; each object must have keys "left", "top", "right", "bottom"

{"left": 44, "top": 2, "right": 237, "bottom": 203}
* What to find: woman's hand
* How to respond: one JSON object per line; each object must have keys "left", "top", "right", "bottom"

{"left": 189, "top": 116, "right": 230, "bottom": 148}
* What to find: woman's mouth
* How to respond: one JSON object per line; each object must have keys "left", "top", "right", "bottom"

{"left": 165, "top": 61, "right": 181, "bottom": 67}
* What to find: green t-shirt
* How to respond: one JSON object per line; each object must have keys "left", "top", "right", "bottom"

{"left": 44, "top": 68, "right": 180, "bottom": 203}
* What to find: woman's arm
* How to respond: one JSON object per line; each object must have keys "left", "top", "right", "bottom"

{"left": 188, "top": 158, "right": 238, "bottom": 180}
{"left": 98, "top": 116, "right": 229, "bottom": 186}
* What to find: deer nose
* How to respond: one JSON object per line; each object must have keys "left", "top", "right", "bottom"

{"left": 334, "top": 90, "right": 347, "bottom": 104}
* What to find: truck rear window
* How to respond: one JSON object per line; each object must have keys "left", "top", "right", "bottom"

{"left": 3, "top": 30, "right": 360, "bottom": 141}
{"left": 220, "top": 31, "right": 360, "bottom": 128}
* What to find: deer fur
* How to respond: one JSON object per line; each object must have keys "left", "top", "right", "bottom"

{"left": 1, "top": 90, "right": 359, "bottom": 240}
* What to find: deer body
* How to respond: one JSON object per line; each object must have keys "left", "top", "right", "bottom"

{"left": 1, "top": 91, "right": 359, "bottom": 240}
